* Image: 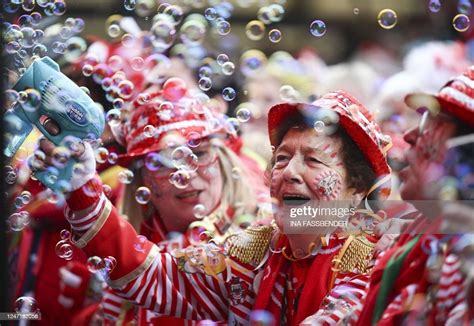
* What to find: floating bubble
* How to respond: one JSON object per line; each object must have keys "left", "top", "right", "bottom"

{"left": 246, "top": 20, "right": 265, "bottom": 41}
{"left": 113, "top": 98, "right": 125, "bottom": 109}
{"left": 163, "top": 77, "right": 187, "bottom": 101}
{"left": 428, "top": 0, "right": 441, "bottom": 12}
{"left": 135, "top": 186, "right": 152, "bottom": 204}
{"left": 205, "top": 7, "right": 218, "bottom": 20}
{"left": 222, "top": 61, "right": 235, "bottom": 75}
{"left": 169, "top": 170, "right": 191, "bottom": 189}
{"left": 108, "top": 152, "right": 118, "bottom": 164}
{"left": 118, "top": 169, "right": 134, "bottom": 184}
{"left": 310, "top": 20, "right": 326, "bottom": 37}
{"left": 30, "top": 12, "right": 42, "bottom": 25}
{"left": 198, "top": 77, "right": 212, "bottom": 91}
{"left": 453, "top": 14, "right": 470, "bottom": 32}
{"left": 198, "top": 65, "right": 212, "bottom": 78}
{"left": 19, "top": 15, "right": 34, "bottom": 28}
{"left": 224, "top": 117, "right": 240, "bottom": 134}
{"left": 73, "top": 18, "right": 85, "bottom": 32}
{"left": 150, "top": 19, "right": 177, "bottom": 52}
{"left": 60, "top": 26, "right": 72, "bottom": 39}
{"left": 53, "top": 0, "right": 66, "bottom": 15}
{"left": 216, "top": 20, "right": 231, "bottom": 35}
{"left": 32, "top": 43, "right": 47, "bottom": 57}
{"left": 121, "top": 33, "right": 135, "bottom": 47}
{"left": 124, "top": 0, "right": 136, "bottom": 10}
{"left": 64, "top": 37, "right": 87, "bottom": 63}
{"left": 118, "top": 80, "right": 134, "bottom": 99}
{"left": 314, "top": 120, "right": 325, "bottom": 133}
{"left": 87, "top": 256, "right": 104, "bottom": 273}
{"left": 107, "top": 55, "right": 124, "bottom": 71}
{"left": 14, "top": 297, "right": 38, "bottom": 313}
{"left": 144, "top": 53, "right": 172, "bottom": 84}
{"left": 4, "top": 2, "right": 20, "bottom": 14}
{"left": 458, "top": 0, "right": 472, "bottom": 14}
{"left": 222, "top": 87, "right": 236, "bottom": 101}
{"left": 55, "top": 240, "right": 73, "bottom": 260}
{"left": 164, "top": 5, "right": 184, "bottom": 25}
{"left": 172, "top": 146, "right": 193, "bottom": 168}
{"left": 6, "top": 41, "right": 20, "bottom": 54}
{"left": 240, "top": 49, "right": 267, "bottom": 76}
{"left": 180, "top": 20, "right": 207, "bottom": 45}
{"left": 51, "top": 146, "right": 70, "bottom": 168}
{"left": 134, "top": 235, "right": 147, "bottom": 252}
{"left": 377, "top": 9, "right": 397, "bottom": 29}
{"left": 60, "top": 229, "right": 71, "bottom": 240}
{"left": 143, "top": 125, "right": 155, "bottom": 138}
{"left": 137, "top": 93, "right": 151, "bottom": 105}
{"left": 8, "top": 213, "right": 26, "bottom": 231}
{"left": 103, "top": 184, "right": 112, "bottom": 197}
{"left": 193, "top": 204, "right": 206, "bottom": 219}
{"left": 268, "top": 29, "right": 282, "bottom": 43}
{"left": 107, "top": 24, "right": 122, "bottom": 38}
{"left": 279, "top": 85, "right": 296, "bottom": 101}
{"left": 37, "top": 0, "right": 49, "bottom": 7}
{"left": 257, "top": 6, "right": 272, "bottom": 24}
{"left": 217, "top": 53, "right": 229, "bottom": 65}
{"left": 22, "top": 0, "right": 35, "bottom": 12}
{"left": 236, "top": 107, "right": 251, "bottom": 122}
{"left": 131, "top": 56, "right": 145, "bottom": 71}
{"left": 20, "top": 27, "right": 36, "bottom": 48}
{"left": 187, "top": 132, "right": 202, "bottom": 148}
{"left": 145, "top": 152, "right": 162, "bottom": 171}
{"left": 82, "top": 64, "right": 94, "bottom": 77}
{"left": 20, "top": 89, "right": 41, "bottom": 112}
{"left": 52, "top": 41, "right": 66, "bottom": 54}
{"left": 95, "top": 147, "right": 109, "bottom": 164}
{"left": 44, "top": 3, "right": 55, "bottom": 16}
{"left": 103, "top": 256, "right": 117, "bottom": 273}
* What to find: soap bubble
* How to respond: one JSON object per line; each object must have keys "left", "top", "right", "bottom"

{"left": 172, "top": 146, "right": 193, "bottom": 168}
{"left": 73, "top": 18, "right": 85, "bottom": 32}
{"left": 14, "top": 297, "right": 38, "bottom": 313}
{"left": 134, "top": 235, "right": 147, "bottom": 252}
{"left": 118, "top": 169, "right": 134, "bottom": 184}
{"left": 217, "top": 53, "right": 229, "bottom": 65}
{"left": 121, "top": 33, "right": 135, "bottom": 47}
{"left": 8, "top": 213, "right": 27, "bottom": 231}
{"left": 32, "top": 44, "right": 47, "bottom": 57}
{"left": 107, "top": 24, "right": 122, "bottom": 38}
{"left": 95, "top": 147, "right": 109, "bottom": 164}
{"left": 143, "top": 125, "right": 155, "bottom": 138}
{"left": 186, "top": 132, "right": 202, "bottom": 148}
{"left": 180, "top": 20, "right": 207, "bottom": 45}
{"left": 31, "top": 12, "right": 42, "bottom": 25}
{"left": 240, "top": 49, "right": 267, "bottom": 76}
{"left": 44, "top": 3, "right": 55, "bottom": 16}
{"left": 222, "top": 87, "right": 236, "bottom": 101}
{"left": 310, "top": 20, "right": 326, "bottom": 37}
{"left": 87, "top": 256, "right": 105, "bottom": 273}
{"left": 53, "top": 0, "right": 66, "bottom": 15}
{"left": 236, "top": 107, "right": 251, "bottom": 122}
{"left": 199, "top": 65, "right": 212, "bottom": 78}
{"left": 222, "top": 62, "right": 235, "bottom": 75}
{"left": 198, "top": 77, "right": 212, "bottom": 91}
{"left": 193, "top": 204, "right": 206, "bottom": 219}
{"left": 169, "top": 170, "right": 191, "bottom": 189}
{"left": 246, "top": 20, "right": 265, "bottom": 40}
{"left": 145, "top": 152, "right": 162, "bottom": 172}
{"left": 377, "top": 9, "right": 398, "bottom": 29}
{"left": 108, "top": 152, "right": 118, "bottom": 165}
{"left": 124, "top": 0, "right": 136, "bottom": 10}
{"left": 279, "top": 85, "right": 296, "bottom": 101}
{"left": 144, "top": 53, "right": 172, "bottom": 84}
{"left": 314, "top": 120, "right": 325, "bottom": 133}
{"left": 82, "top": 64, "right": 94, "bottom": 77}
{"left": 257, "top": 6, "right": 272, "bottom": 24}
{"left": 163, "top": 77, "right": 187, "bottom": 101}
{"left": 268, "top": 4, "right": 285, "bottom": 22}
{"left": 268, "top": 29, "right": 282, "bottom": 43}
{"left": 19, "top": 15, "right": 34, "bottom": 28}
{"left": 164, "top": 5, "right": 184, "bottom": 25}
{"left": 64, "top": 37, "right": 87, "bottom": 63}
{"left": 216, "top": 20, "right": 231, "bottom": 35}
{"left": 6, "top": 41, "right": 21, "bottom": 54}
{"left": 118, "top": 80, "right": 134, "bottom": 99}
{"left": 52, "top": 146, "right": 71, "bottom": 168}
{"left": 60, "top": 26, "right": 72, "bottom": 39}
{"left": 113, "top": 98, "right": 125, "bottom": 109}
{"left": 52, "top": 41, "right": 66, "bottom": 54}
{"left": 453, "top": 14, "right": 470, "bottom": 32}
{"left": 205, "top": 7, "right": 218, "bottom": 20}
{"left": 22, "top": 0, "right": 36, "bottom": 12}
{"left": 21, "top": 89, "right": 41, "bottom": 112}
{"left": 150, "top": 19, "right": 177, "bottom": 52}
{"left": 131, "top": 56, "right": 145, "bottom": 71}
{"left": 135, "top": 186, "right": 151, "bottom": 204}
{"left": 458, "top": 0, "right": 472, "bottom": 14}
{"left": 55, "top": 240, "right": 73, "bottom": 260}
{"left": 103, "top": 256, "right": 117, "bottom": 274}
{"left": 60, "top": 229, "right": 71, "bottom": 240}
{"left": 20, "top": 27, "right": 36, "bottom": 48}
{"left": 4, "top": 2, "right": 20, "bottom": 14}
{"left": 429, "top": 0, "right": 441, "bottom": 12}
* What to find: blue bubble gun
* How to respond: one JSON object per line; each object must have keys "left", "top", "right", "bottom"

{"left": 4, "top": 56, "right": 105, "bottom": 191}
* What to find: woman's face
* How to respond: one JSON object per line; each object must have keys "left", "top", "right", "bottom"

{"left": 141, "top": 139, "right": 224, "bottom": 232}
{"left": 270, "top": 128, "right": 358, "bottom": 231}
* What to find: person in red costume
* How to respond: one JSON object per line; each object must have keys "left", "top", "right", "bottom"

{"left": 357, "top": 67, "right": 474, "bottom": 325}
{"left": 93, "top": 78, "right": 268, "bottom": 325}
{"left": 34, "top": 90, "right": 392, "bottom": 325}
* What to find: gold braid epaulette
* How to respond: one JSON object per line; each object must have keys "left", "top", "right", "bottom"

{"left": 331, "top": 235, "right": 375, "bottom": 275}
{"left": 225, "top": 225, "right": 275, "bottom": 265}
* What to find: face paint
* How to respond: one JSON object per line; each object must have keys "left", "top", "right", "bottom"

{"left": 314, "top": 170, "right": 342, "bottom": 200}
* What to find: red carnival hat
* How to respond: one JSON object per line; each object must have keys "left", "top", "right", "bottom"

{"left": 405, "top": 66, "right": 474, "bottom": 127}
{"left": 116, "top": 79, "right": 224, "bottom": 168}
{"left": 267, "top": 90, "right": 392, "bottom": 177}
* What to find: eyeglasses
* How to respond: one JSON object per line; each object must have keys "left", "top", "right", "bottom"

{"left": 143, "top": 141, "right": 218, "bottom": 179}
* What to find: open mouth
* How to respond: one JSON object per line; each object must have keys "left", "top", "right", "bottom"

{"left": 176, "top": 190, "right": 201, "bottom": 199}
{"left": 282, "top": 194, "right": 311, "bottom": 206}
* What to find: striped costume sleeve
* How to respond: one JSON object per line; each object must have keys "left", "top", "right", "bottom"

{"left": 64, "top": 178, "right": 230, "bottom": 322}
{"left": 300, "top": 272, "right": 370, "bottom": 325}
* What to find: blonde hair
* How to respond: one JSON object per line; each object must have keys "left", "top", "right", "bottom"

{"left": 119, "top": 143, "right": 259, "bottom": 232}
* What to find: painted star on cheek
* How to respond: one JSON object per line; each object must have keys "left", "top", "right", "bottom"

{"left": 314, "top": 170, "right": 342, "bottom": 200}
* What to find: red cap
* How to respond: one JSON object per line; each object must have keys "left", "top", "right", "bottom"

{"left": 117, "top": 81, "right": 224, "bottom": 167}
{"left": 405, "top": 66, "right": 474, "bottom": 127}
{"left": 268, "top": 90, "right": 391, "bottom": 177}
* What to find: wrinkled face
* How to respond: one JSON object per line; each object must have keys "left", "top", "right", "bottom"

{"left": 270, "top": 128, "right": 357, "bottom": 230}
{"left": 142, "top": 138, "right": 223, "bottom": 232}
{"left": 399, "top": 113, "right": 457, "bottom": 201}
